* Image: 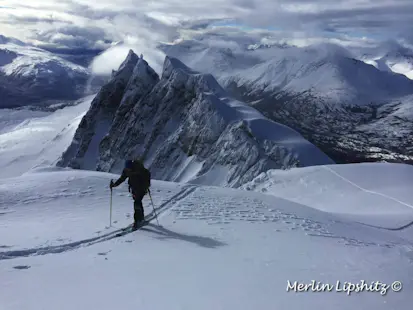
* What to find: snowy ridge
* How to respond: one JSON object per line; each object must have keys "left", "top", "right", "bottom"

{"left": 361, "top": 41, "right": 413, "bottom": 80}
{"left": 163, "top": 41, "right": 413, "bottom": 107}
{"left": 0, "top": 34, "right": 25, "bottom": 46}
{"left": 222, "top": 43, "right": 413, "bottom": 107}
{"left": 1, "top": 45, "right": 88, "bottom": 77}
{"left": 58, "top": 51, "right": 332, "bottom": 187}
{"left": 0, "top": 36, "right": 99, "bottom": 108}
{"left": 160, "top": 40, "right": 262, "bottom": 76}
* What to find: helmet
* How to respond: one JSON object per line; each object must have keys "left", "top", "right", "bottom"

{"left": 124, "top": 159, "right": 133, "bottom": 169}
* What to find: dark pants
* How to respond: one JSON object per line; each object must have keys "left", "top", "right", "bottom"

{"left": 132, "top": 188, "right": 146, "bottom": 223}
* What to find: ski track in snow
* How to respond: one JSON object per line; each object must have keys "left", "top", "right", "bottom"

{"left": 323, "top": 166, "right": 413, "bottom": 210}
{"left": 322, "top": 166, "right": 413, "bottom": 230}
{"left": 0, "top": 185, "right": 199, "bottom": 260}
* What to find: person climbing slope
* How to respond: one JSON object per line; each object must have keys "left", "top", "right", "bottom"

{"left": 110, "top": 159, "right": 151, "bottom": 230}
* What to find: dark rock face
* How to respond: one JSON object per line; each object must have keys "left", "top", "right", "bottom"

{"left": 57, "top": 51, "right": 332, "bottom": 187}
{"left": 225, "top": 81, "right": 413, "bottom": 164}
{"left": 57, "top": 50, "right": 149, "bottom": 169}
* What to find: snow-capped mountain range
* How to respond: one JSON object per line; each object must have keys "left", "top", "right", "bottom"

{"left": 2, "top": 33, "right": 413, "bottom": 165}
{"left": 0, "top": 35, "right": 103, "bottom": 108}
{"left": 57, "top": 50, "right": 332, "bottom": 187}
{"left": 160, "top": 40, "right": 413, "bottom": 164}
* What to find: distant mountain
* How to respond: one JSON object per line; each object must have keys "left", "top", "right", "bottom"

{"left": 161, "top": 40, "right": 413, "bottom": 164}
{"left": 43, "top": 48, "right": 105, "bottom": 67}
{"left": 57, "top": 50, "right": 332, "bottom": 187}
{"left": 0, "top": 34, "right": 25, "bottom": 46}
{"left": 361, "top": 41, "right": 413, "bottom": 80}
{"left": 247, "top": 42, "right": 291, "bottom": 50}
{"left": 0, "top": 36, "right": 104, "bottom": 108}
{"left": 160, "top": 40, "right": 263, "bottom": 75}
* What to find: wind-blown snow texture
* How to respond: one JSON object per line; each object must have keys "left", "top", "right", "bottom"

{"left": 1, "top": 165, "right": 413, "bottom": 310}
{"left": 161, "top": 41, "right": 413, "bottom": 164}
{"left": 58, "top": 51, "right": 332, "bottom": 187}
{"left": 0, "top": 36, "right": 101, "bottom": 108}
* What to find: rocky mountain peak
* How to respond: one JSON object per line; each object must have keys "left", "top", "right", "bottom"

{"left": 57, "top": 49, "right": 159, "bottom": 169}
{"left": 128, "top": 57, "right": 159, "bottom": 89}
{"left": 111, "top": 49, "right": 140, "bottom": 81}
{"left": 162, "top": 56, "right": 226, "bottom": 96}
{"left": 58, "top": 52, "right": 332, "bottom": 187}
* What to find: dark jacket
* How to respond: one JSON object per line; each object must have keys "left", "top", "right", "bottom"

{"left": 112, "top": 167, "right": 147, "bottom": 192}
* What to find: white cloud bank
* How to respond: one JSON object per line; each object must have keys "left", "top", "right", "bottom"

{"left": 1, "top": 0, "right": 413, "bottom": 75}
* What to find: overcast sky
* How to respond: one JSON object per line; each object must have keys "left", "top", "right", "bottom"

{"left": 1, "top": 0, "right": 412, "bottom": 74}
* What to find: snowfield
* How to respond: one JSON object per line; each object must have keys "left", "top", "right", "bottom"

{"left": 0, "top": 96, "right": 93, "bottom": 179}
{"left": 242, "top": 163, "right": 413, "bottom": 229}
{"left": 1, "top": 163, "right": 413, "bottom": 310}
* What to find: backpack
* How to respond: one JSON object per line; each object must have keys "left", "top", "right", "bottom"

{"left": 132, "top": 160, "right": 151, "bottom": 191}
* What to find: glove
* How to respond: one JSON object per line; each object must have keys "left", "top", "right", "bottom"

{"left": 110, "top": 180, "right": 115, "bottom": 189}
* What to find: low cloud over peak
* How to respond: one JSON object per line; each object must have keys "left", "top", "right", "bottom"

{"left": 1, "top": 0, "right": 413, "bottom": 75}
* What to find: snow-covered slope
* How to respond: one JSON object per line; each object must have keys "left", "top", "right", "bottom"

{"left": 57, "top": 51, "right": 332, "bottom": 187}
{"left": 0, "top": 36, "right": 99, "bottom": 108}
{"left": 0, "top": 34, "right": 25, "bottom": 46}
{"left": 0, "top": 96, "right": 93, "bottom": 179}
{"left": 161, "top": 40, "right": 413, "bottom": 164}
{"left": 362, "top": 41, "right": 413, "bottom": 80}
{"left": 230, "top": 48, "right": 413, "bottom": 107}
{"left": 243, "top": 162, "right": 413, "bottom": 229}
{"left": 1, "top": 165, "right": 413, "bottom": 309}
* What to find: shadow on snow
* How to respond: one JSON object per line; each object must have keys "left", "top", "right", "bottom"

{"left": 141, "top": 223, "right": 227, "bottom": 249}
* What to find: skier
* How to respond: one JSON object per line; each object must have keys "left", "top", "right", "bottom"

{"left": 110, "top": 159, "right": 151, "bottom": 230}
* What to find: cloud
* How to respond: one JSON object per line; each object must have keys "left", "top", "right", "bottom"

{"left": 1, "top": 0, "right": 413, "bottom": 74}
{"left": 90, "top": 38, "right": 166, "bottom": 76}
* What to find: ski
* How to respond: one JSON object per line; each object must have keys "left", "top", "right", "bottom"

{"left": 114, "top": 220, "right": 149, "bottom": 238}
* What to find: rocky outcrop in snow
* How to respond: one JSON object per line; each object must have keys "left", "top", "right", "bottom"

{"left": 58, "top": 51, "right": 332, "bottom": 187}
{"left": 57, "top": 51, "right": 159, "bottom": 170}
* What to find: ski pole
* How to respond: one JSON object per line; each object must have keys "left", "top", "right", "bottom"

{"left": 148, "top": 189, "right": 160, "bottom": 226}
{"left": 110, "top": 180, "right": 113, "bottom": 227}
